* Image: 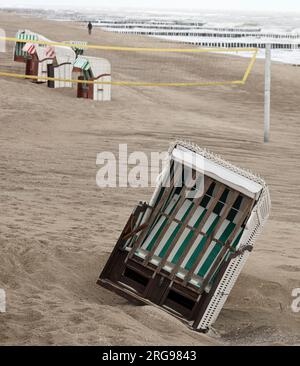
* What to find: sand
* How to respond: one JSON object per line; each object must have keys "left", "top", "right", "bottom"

{"left": 0, "top": 10, "right": 299, "bottom": 346}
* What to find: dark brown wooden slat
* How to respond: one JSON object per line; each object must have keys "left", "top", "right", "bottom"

{"left": 122, "top": 223, "right": 149, "bottom": 241}
{"left": 123, "top": 203, "right": 149, "bottom": 248}
{"left": 159, "top": 211, "right": 241, "bottom": 246}
{"left": 195, "top": 197, "right": 254, "bottom": 294}
{"left": 155, "top": 177, "right": 213, "bottom": 273}
{"left": 169, "top": 182, "right": 225, "bottom": 280}
{"left": 183, "top": 190, "right": 240, "bottom": 285}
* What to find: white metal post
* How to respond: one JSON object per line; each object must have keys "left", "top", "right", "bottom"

{"left": 264, "top": 44, "right": 271, "bottom": 143}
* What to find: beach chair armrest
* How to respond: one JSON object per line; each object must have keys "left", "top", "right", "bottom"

{"left": 92, "top": 73, "right": 111, "bottom": 80}
{"left": 53, "top": 62, "right": 72, "bottom": 68}
{"left": 230, "top": 244, "right": 253, "bottom": 259}
{"left": 39, "top": 57, "right": 54, "bottom": 63}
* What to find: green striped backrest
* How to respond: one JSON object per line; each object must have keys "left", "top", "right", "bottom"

{"left": 170, "top": 206, "right": 208, "bottom": 264}
{"left": 73, "top": 57, "right": 90, "bottom": 70}
{"left": 158, "top": 199, "right": 195, "bottom": 258}
{"left": 142, "top": 193, "right": 182, "bottom": 252}
{"left": 184, "top": 213, "right": 220, "bottom": 272}
{"left": 196, "top": 195, "right": 245, "bottom": 282}
{"left": 74, "top": 58, "right": 92, "bottom": 82}
{"left": 15, "top": 32, "right": 38, "bottom": 57}
{"left": 136, "top": 181, "right": 246, "bottom": 288}
{"left": 196, "top": 219, "right": 236, "bottom": 278}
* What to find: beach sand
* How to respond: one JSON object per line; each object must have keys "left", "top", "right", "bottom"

{"left": 0, "top": 10, "right": 299, "bottom": 345}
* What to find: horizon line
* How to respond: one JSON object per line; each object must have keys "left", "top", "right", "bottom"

{"left": 0, "top": 6, "right": 300, "bottom": 14}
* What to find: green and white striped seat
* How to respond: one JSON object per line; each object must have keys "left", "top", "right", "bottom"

{"left": 191, "top": 213, "right": 244, "bottom": 287}
{"left": 135, "top": 182, "right": 247, "bottom": 288}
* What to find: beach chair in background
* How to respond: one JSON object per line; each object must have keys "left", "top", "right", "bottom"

{"left": 13, "top": 30, "right": 38, "bottom": 62}
{"left": 47, "top": 46, "right": 76, "bottom": 88}
{"left": 13, "top": 29, "right": 55, "bottom": 82}
{"left": 98, "top": 141, "right": 271, "bottom": 332}
{"left": 67, "top": 41, "right": 87, "bottom": 57}
{"left": 22, "top": 43, "right": 55, "bottom": 83}
{"left": 73, "top": 56, "right": 111, "bottom": 101}
{"left": 21, "top": 41, "right": 76, "bottom": 87}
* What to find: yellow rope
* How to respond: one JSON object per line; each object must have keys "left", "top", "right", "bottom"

{"left": 0, "top": 36, "right": 258, "bottom": 54}
{"left": 0, "top": 36, "right": 257, "bottom": 86}
{"left": 242, "top": 48, "right": 259, "bottom": 83}
{"left": 0, "top": 71, "right": 245, "bottom": 87}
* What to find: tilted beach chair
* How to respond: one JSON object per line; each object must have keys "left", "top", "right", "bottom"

{"left": 73, "top": 56, "right": 111, "bottom": 101}
{"left": 98, "top": 141, "right": 271, "bottom": 332}
{"left": 47, "top": 46, "right": 76, "bottom": 88}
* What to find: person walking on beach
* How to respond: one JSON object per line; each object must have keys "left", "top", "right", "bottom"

{"left": 88, "top": 21, "right": 93, "bottom": 35}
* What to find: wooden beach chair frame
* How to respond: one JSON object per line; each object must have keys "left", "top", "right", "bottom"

{"left": 23, "top": 45, "right": 55, "bottom": 83}
{"left": 98, "top": 141, "right": 271, "bottom": 332}
{"left": 14, "top": 31, "right": 76, "bottom": 87}
{"left": 13, "top": 30, "right": 38, "bottom": 63}
{"left": 74, "top": 56, "right": 112, "bottom": 101}
{"left": 47, "top": 46, "right": 76, "bottom": 88}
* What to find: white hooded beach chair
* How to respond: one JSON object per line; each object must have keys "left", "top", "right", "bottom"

{"left": 22, "top": 42, "right": 55, "bottom": 82}
{"left": 15, "top": 30, "right": 75, "bottom": 87}
{"left": 47, "top": 46, "right": 76, "bottom": 88}
{"left": 98, "top": 141, "right": 271, "bottom": 332}
{"left": 35, "top": 45, "right": 56, "bottom": 82}
{"left": 73, "top": 56, "right": 111, "bottom": 101}
{"left": 22, "top": 44, "right": 76, "bottom": 87}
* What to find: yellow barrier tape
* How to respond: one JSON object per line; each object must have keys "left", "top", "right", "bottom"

{"left": 0, "top": 36, "right": 257, "bottom": 86}
{"left": 242, "top": 48, "right": 258, "bottom": 83}
{"left": 0, "top": 71, "right": 245, "bottom": 87}
{"left": 0, "top": 36, "right": 258, "bottom": 54}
